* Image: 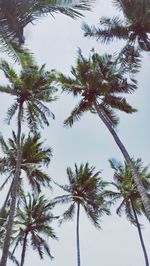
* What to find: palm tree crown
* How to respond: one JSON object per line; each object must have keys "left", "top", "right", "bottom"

{"left": 55, "top": 162, "right": 109, "bottom": 226}
{"left": 0, "top": 56, "right": 57, "bottom": 132}
{"left": 11, "top": 193, "right": 57, "bottom": 266}
{"left": 83, "top": 0, "right": 150, "bottom": 51}
{"left": 109, "top": 158, "right": 150, "bottom": 221}
{"left": 0, "top": 132, "right": 52, "bottom": 196}
{"left": 58, "top": 49, "right": 137, "bottom": 128}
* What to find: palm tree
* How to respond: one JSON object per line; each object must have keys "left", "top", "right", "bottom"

{"left": 0, "top": 131, "right": 52, "bottom": 213}
{"left": 10, "top": 193, "right": 57, "bottom": 266}
{"left": 0, "top": 0, "right": 92, "bottom": 47}
{"left": 108, "top": 158, "right": 150, "bottom": 266}
{"left": 57, "top": 49, "right": 150, "bottom": 222}
{"left": 0, "top": 55, "right": 57, "bottom": 266}
{"left": 83, "top": 0, "right": 150, "bottom": 51}
{"left": 54, "top": 162, "right": 110, "bottom": 266}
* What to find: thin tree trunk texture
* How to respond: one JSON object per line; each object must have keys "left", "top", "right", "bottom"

{"left": 0, "top": 103, "right": 23, "bottom": 266}
{"left": 130, "top": 199, "right": 149, "bottom": 266}
{"left": 94, "top": 101, "right": 150, "bottom": 222}
{"left": 20, "top": 231, "right": 28, "bottom": 266}
{"left": 76, "top": 202, "right": 81, "bottom": 266}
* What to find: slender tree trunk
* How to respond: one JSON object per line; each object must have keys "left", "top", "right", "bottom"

{"left": 0, "top": 103, "right": 23, "bottom": 266}
{"left": 76, "top": 202, "right": 81, "bottom": 266}
{"left": 20, "top": 231, "right": 28, "bottom": 266}
{"left": 130, "top": 199, "right": 149, "bottom": 266}
{"left": 94, "top": 101, "right": 150, "bottom": 222}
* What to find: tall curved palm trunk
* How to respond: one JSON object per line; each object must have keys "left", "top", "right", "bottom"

{"left": 130, "top": 199, "right": 149, "bottom": 266}
{"left": 0, "top": 103, "right": 23, "bottom": 266}
{"left": 94, "top": 101, "right": 150, "bottom": 222}
{"left": 76, "top": 203, "right": 81, "bottom": 266}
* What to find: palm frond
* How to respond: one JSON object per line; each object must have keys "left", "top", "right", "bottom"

{"left": 5, "top": 102, "right": 19, "bottom": 124}
{"left": 125, "top": 200, "right": 136, "bottom": 224}
{"left": 26, "top": 102, "right": 39, "bottom": 133}
{"left": 64, "top": 99, "right": 90, "bottom": 127}
{"left": 117, "top": 44, "right": 141, "bottom": 74}
{"left": 0, "top": 175, "right": 12, "bottom": 191}
{"left": 58, "top": 72, "right": 84, "bottom": 96}
{"left": 8, "top": 251, "right": 19, "bottom": 266}
{"left": 32, "top": 0, "right": 93, "bottom": 19}
{"left": 21, "top": 133, "right": 52, "bottom": 166}
{"left": 0, "top": 59, "right": 19, "bottom": 84}
{"left": 83, "top": 205, "right": 101, "bottom": 229}
{"left": 83, "top": 16, "right": 128, "bottom": 43}
{"left": 31, "top": 232, "right": 44, "bottom": 259}
{"left": 27, "top": 168, "right": 51, "bottom": 192}
{"left": 59, "top": 203, "right": 75, "bottom": 225}
{"left": 67, "top": 167, "right": 75, "bottom": 184}
{"left": 26, "top": 100, "right": 54, "bottom": 131}
{"left": 104, "top": 95, "right": 137, "bottom": 114}
{"left": 53, "top": 180, "right": 72, "bottom": 193}
{"left": 0, "top": 85, "right": 13, "bottom": 95}
{"left": 103, "top": 189, "right": 121, "bottom": 202}
{"left": 42, "top": 238, "right": 54, "bottom": 260}
{"left": 53, "top": 195, "right": 72, "bottom": 204}
{"left": 0, "top": 134, "right": 9, "bottom": 154}
{"left": 116, "top": 198, "right": 127, "bottom": 216}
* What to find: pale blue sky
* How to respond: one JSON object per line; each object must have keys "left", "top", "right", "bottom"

{"left": 0, "top": 0, "right": 150, "bottom": 265}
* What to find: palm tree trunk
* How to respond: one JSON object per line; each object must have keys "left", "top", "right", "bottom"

{"left": 0, "top": 103, "right": 23, "bottom": 266}
{"left": 20, "top": 231, "right": 28, "bottom": 266}
{"left": 76, "top": 202, "right": 81, "bottom": 266}
{"left": 130, "top": 199, "right": 149, "bottom": 266}
{"left": 94, "top": 101, "right": 150, "bottom": 222}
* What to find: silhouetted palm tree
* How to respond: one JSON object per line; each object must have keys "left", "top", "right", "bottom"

{"left": 108, "top": 158, "right": 150, "bottom": 266}
{"left": 11, "top": 193, "right": 57, "bottom": 266}
{"left": 0, "top": 132, "right": 52, "bottom": 213}
{"left": 54, "top": 162, "right": 110, "bottom": 266}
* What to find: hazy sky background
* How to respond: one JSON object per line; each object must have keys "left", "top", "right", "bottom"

{"left": 0, "top": 0, "right": 150, "bottom": 265}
